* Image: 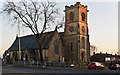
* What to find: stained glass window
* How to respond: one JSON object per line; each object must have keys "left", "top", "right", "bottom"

{"left": 54, "top": 41, "right": 59, "bottom": 54}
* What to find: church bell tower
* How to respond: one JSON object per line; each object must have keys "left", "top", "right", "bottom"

{"left": 64, "top": 2, "right": 90, "bottom": 63}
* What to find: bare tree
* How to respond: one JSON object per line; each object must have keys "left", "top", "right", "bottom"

{"left": 1, "top": 0, "right": 64, "bottom": 62}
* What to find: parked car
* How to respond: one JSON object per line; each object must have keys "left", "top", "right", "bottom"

{"left": 70, "top": 64, "right": 75, "bottom": 67}
{"left": 88, "top": 62, "right": 104, "bottom": 69}
{"left": 109, "top": 64, "right": 120, "bottom": 70}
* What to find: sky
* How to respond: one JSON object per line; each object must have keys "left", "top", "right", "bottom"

{"left": 0, "top": 0, "right": 119, "bottom": 57}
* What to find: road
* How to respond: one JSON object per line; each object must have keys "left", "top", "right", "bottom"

{"left": 1, "top": 65, "right": 120, "bottom": 75}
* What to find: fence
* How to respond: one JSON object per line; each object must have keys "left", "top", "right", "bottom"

{"left": 2, "top": 60, "right": 90, "bottom": 69}
{"left": 2, "top": 60, "right": 67, "bottom": 69}
{"left": 23, "top": 61, "right": 67, "bottom": 68}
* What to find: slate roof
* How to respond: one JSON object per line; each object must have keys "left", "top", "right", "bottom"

{"left": 8, "top": 32, "right": 64, "bottom": 51}
{"left": 95, "top": 54, "right": 112, "bottom": 57}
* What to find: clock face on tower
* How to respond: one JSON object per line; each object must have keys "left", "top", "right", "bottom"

{"left": 81, "top": 26, "right": 85, "bottom": 32}
{"left": 69, "top": 26, "right": 74, "bottom": 32}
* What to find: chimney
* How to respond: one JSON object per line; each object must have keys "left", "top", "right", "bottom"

{"left": 16, "top": 34, "right": 18, "bottom": 38}
{"left": 100, "top": 52, "right": 102, "bottom": 54}
{"left": 93, "top": 52, "right": 95, "bottom": 55}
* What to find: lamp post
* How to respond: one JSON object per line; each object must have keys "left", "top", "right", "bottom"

{"left": 14, "top": 17, "right": 21, "bottom": 63}
{"left": 18, "top": 21, "right": 21, "bottom": 63}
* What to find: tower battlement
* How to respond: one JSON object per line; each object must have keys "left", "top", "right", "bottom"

{"left": 65, "top": 2, "right": 87, "bottom": 11}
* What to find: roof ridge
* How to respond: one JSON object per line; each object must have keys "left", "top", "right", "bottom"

{"left": 8, "top": 31, "right": 64, "bottom": 51}
{"left": 19, "top": 31, "right": 55, "bottom": 38}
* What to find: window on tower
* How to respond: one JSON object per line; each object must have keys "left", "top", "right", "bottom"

{"left": 69, "top": 12, "right": 74, "bottom": 22}
{"left": 77, "top": 23, "right": 80, "bottom": 34}
{"left": 82, "top": 37, "right": 85, "bottom": 49}
{"left": 81, "top": 12, "right": 85, "bottom": 21}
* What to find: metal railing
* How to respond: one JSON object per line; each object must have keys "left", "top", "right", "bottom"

{"left": 2, "top": 60, "right": 67, "bottom": 69}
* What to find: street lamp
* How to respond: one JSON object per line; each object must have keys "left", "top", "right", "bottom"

{"left": 14, "top": 16, "right": 21, "bottom": 63}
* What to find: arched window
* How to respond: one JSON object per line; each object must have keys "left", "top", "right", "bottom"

{"left": 12, "top": 52, "right": 15, "bottom": 58}
{"left": 54, "top": 41, "right": 59, "bottom": 54}
{"left": 69, "top": 12, "right": 74, "bottom": 22}
{"left": 82, "top": 37, "right": 85, "bottom": 49}
{"left": 25, "top": 54, "right": 28, "bottom": 61}
{"left": 81, "top": 12, "right": 85, "bottom": 21}
{"left": 21, "top": 52, "right": 24, "bottom": 61}
{"left": 81, "top": 51, "right": 85, "bottom": 60}
{"left": 15, "top": 52, "right": 18, "bottom": 61}
{"left": 77, "top": 23, "right": 80, "bottom": 34}
{"left": 70, "top": 42, "right": 73, "bottom": 51}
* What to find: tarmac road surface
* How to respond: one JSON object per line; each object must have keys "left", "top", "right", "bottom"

{"left": 1, "top": 65, "right": 120, "bottom": 75}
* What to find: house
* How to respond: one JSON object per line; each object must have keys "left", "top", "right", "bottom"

{"left": 90, "top": 52, "right": 120, "bottom": 65}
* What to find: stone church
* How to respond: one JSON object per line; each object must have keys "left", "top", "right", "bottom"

{"left": 6, "top": 2, "right": 90, "bottom": 64}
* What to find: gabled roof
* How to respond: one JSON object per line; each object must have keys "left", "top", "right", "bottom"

{"left": 8, "top": 31, "right": 64, "bottom": 51}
